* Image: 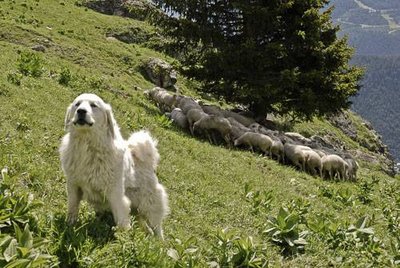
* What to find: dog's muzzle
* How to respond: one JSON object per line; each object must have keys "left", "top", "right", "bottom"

{"left": 74, "top": 109, "right": 93, "bottom": 126}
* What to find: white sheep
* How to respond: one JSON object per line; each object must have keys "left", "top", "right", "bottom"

{"left": 343, "top": 156, "right": 359, "bottom": 181}
{"left": 283, "top": 143, "right": 312, "bottom": 171}
{"left": 168, "top": 108, "right": 189, "bottom": 130}
{"left": 186, "top": 108, "right": 208, "bottom": 135}
{"left": 145, "top": 87, "right": 178, "bottom": 112}
{"left": 270, "top": 138, "right": 284, "bottom": 163}
{"left": 234, "top": 132, "right": 273, "bottom": 155}
{"left": 321, "top": 154, "right": 349, "bottom": 180}
{"left": 192, "top": 115, "right": 232, "bottom": 145}
{"left": 303, "top": 150, "right": 322, "bottom": 177}
{"left": 226, "top": 117, "right": 251, "bottom": 140}
{"left": 155, "top": 91, "right": 178, "bottom": 111}
{"left": 222, "top": 110, "right": 255, "bottom": 127}
{"left": 201, "top": 104, "right": 224, "bottom": 116}
{"left": 178, "top": 97, "right": 202, "bottom": 114}
{"left": 284, "top": 132, "right": 312, "bottom": 145}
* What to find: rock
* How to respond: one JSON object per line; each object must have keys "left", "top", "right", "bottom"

{"left": 328, "top": 112, "right": 357, "bottom": 140}
{"left": 83, "top": 0, "right": 156, "bottom": 20}
{"left": 31, "top": 44, "right": 46, "bottom": 52}
{"left": 143, "top": 57, "right": 178, "bottom": 90}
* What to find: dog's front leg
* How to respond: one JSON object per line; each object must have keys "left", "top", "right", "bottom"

{"left": 67, "top": 183, "right": 82, "bottom": 225}
{"left": 109, "top": 190, "right": 131, "bottom": 230}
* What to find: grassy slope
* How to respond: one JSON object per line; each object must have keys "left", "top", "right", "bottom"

{"left": 0, "top": 1, "right": 399, "bottom": 267}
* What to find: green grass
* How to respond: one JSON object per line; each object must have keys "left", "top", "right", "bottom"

{"left": 0, "top": 0, "right": 399, "bottom": 267}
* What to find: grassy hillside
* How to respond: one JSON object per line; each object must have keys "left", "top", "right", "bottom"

{"left": 0, "top": 0, "right": 399, "bottom": 267}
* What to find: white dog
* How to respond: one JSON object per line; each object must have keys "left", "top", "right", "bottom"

{"left": 59, "top": 93, "right": 169, "bottom": 238}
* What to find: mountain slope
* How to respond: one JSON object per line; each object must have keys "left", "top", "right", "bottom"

{"left": 0, "top": 0, "right": 399, "bottom": 266}
{"left": 329, "top": 0, "right": 400, "bottom": 161}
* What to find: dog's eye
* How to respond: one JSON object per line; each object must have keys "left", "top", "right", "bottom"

{"left": 90, "top": 103, "right": 98, "bottom": 108}
{"left": 75, "top": 102, "right": 81, "bottom": 107}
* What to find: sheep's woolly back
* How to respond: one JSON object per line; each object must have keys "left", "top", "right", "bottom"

{"left": 127, "top": 130, "right": 160, "bottom": 170}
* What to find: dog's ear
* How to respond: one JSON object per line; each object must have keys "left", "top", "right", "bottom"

{"left": 104, "top": 103, "right": 117, "bottom": 139}
{"left": 64, "top": 104, "right": 73, "bottom": 131}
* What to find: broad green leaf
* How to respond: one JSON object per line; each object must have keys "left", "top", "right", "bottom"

{"left": 20, "top": 225, "right": 33, "bottom": 249}
{"left": 12, "top": 224, "right": 22, "bottom": 243}
{"left": 3, "top": 238, "right": 17, "bottom": 262}
{"left": 355, "top": 216, "right": 368, "bottom": 229}
{"left": 16, "top": 247, "right": 30, "bottom": 258}
{"left": 167, "top": 248, "right": 179, "bottom": 261}
{"left": 4, "top": 258, "right": 31, "bottom": 268}
{"left": 0, "top": 236, "right": 13, "bottom": 249}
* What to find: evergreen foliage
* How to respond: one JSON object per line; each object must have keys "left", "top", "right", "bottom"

{"left": 153, "top": 0, "right": 363, "bottom": 119}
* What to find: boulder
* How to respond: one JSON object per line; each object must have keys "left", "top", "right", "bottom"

{"left": 143, "top": 57, "right": 178, "bottom": 90}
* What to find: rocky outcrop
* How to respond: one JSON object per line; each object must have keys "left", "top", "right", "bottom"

{"left": 328, "top": 111, "right": 395, "bottom": 176}
{"left": 143, "top": 58, "right": 178, "bottom": 90}
{"left": 82, "top": 0, "right": 156, "bottom": 20}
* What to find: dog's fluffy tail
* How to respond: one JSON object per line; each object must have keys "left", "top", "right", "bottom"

{"left": 127, "top": 130, "right": 160, "bottom": 170}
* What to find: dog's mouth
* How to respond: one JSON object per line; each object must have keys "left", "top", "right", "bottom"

{"left": 73, "top": 118, "right": 93, "bottom": 126}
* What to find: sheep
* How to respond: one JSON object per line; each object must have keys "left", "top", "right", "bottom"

{"left": 303, "top": 150, "right": 322, "bottom": 177}
{"left": 200, "top": 104, "right": 224, "bottom": 116}
{"left": 234, "top": 132, "right": 273, "bottom": 156}
{"left": 186, "top": 108, "right": 208, "bottom": 135}
{"left": 283, "top": 143, "right": 312, "bottom": 171}
{"left": 144, "top": 87, "right": 164, "bottom": 99}
{"left": 145, "top": 87, "right": 178, "bottom": 112}
{"left": 222, "top": 110, "right": 255, "bottom": 127}
{"left": 284, "top": 132, "right": 312, "bottom": 145}
{"left": 249, "top": 122, "right": 280, "bottom": 138}
{"left": 167, "top": 108, "right": 189, "bottom": 130}
{"left": 178, "top": 97, "right": 202, "bottom": 114}
{"left": 270, "top": 138, "right": 284, "bottom": 163}
{"left": 155, "top": 91, "right": 178, "bottom": 112}
{"left": 343, "top": 155, "right": 359, "bottom": 181}
{"left": 192, "top": 115, "right": 232, "bottom": 145}
{"left": 321, "top": 154, "right": 349, "bottom": 180}
{"left": 227, "top": 117, "right": 251, "bottom": 140}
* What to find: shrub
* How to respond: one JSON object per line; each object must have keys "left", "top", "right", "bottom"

{"left": 58, "top": 67, "right": 72, "bottom": 86}
{"left": 17, "top": 51, "right": 44, "bottom": 78}
{"left": 0, "top": 168, "right": 58, "bottom": 267}
{"left": 264, "top": 207, "right": 308, "bottom": 255}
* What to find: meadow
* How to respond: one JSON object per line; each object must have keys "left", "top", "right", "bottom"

{"left": 0, "top": 0, "right": 399, "bottom": 267}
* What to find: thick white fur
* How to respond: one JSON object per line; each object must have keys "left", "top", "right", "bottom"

{"left": 59, "top": 93, "right": 169, "bottom": 238}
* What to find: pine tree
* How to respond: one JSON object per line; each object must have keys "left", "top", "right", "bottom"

{"left": 153, "top": 0, "right": 363, "bottom": 120}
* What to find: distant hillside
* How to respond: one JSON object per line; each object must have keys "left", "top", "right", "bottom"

{"left": 329, "top": 0, "right": 400, "bottom": 161}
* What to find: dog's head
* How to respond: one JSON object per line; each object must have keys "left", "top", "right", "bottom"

{"left": 64, "top": 93, "right": 117, "bottom": 138}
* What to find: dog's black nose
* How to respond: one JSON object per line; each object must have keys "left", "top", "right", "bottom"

{"left": 77, "top": 109, "right": 87, "bottom": 115}
{"left": 77, "top": 109, "right": 87, "bottom": 119}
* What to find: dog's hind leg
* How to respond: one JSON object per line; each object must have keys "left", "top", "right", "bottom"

{"left": 108, "top": 190, "right": 131, "bottom": 230}
{"left": 142, "top": 185, "right": 169, "bottom": 240}
{"left": 66, "top": 184, "right": 83, "bottom": 225}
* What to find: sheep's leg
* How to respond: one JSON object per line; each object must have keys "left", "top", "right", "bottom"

{"left": 211, "top": 132, "right": 218, "bottom": 145}
{"left": 224, "top": 134, "right": 232, "bottom": 148}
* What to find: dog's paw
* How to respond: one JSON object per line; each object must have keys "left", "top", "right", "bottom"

{"left": 116, "top": 219, "right": 131, "bottom": 231}
{"left": 67, "top": 213, "right": 78, "bottom": 225}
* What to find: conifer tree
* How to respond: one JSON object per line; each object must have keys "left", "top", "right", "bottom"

{"left": 154, "top": 0, "right": 363, "bottom": 120}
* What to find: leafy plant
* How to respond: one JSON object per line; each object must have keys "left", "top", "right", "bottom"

{"left": 7, "top": 72, "right": 23, "bottom": 85}
{"left": 244, "top": 183, "right": 273, "bottom": 215}
{"left": 319, "top": 186, "right": 356, "bottom": 206}
{"left": 264, "top": 207, "right": 307, "bottom": 255}
{"left": 0, "top": 169, "right": 57, "bottom": 267}
{"left": 167, "top": 236, "right": 202, "bottom": 267}
{"left": 58, "top": 67, "right": 72, "bottom": 86}
{"left": 0, "top": 224, "right": 56, "bottom": 267}
{"left": 157, "top": 114, "right": 173, "bottom": 128}
{"left": 17, "top": 51, "right": 44, "bottom": 78}
{"left": 209, "top": 229, "right": 267, "bottom": 268}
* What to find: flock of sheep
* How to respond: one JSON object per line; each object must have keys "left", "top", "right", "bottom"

{"left": 145, "top": 87, "right": 359, "bottom": 181}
